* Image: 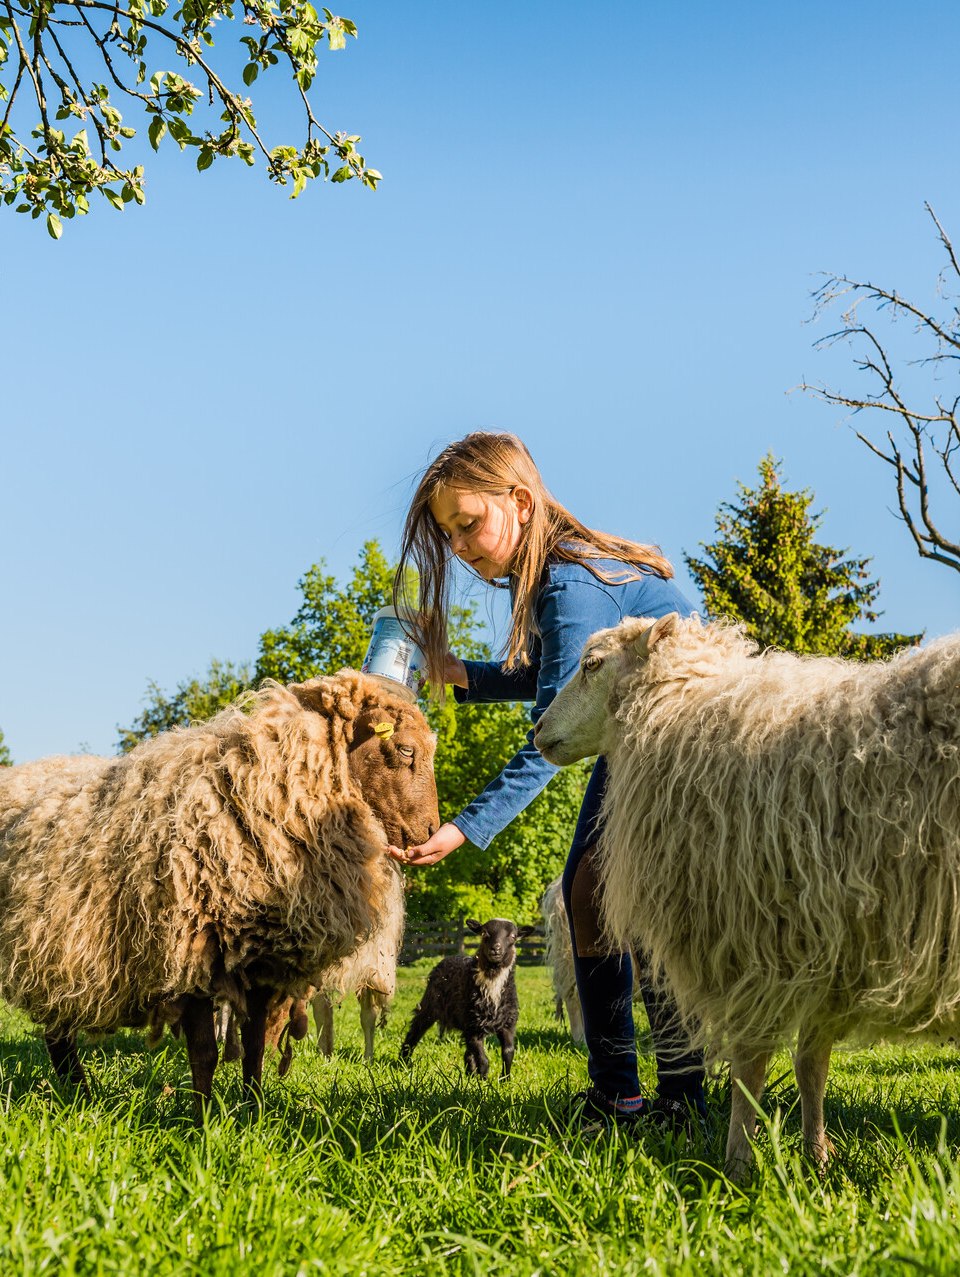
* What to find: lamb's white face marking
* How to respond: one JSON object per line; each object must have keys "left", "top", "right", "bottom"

{"left": 477, "top": 965, "right": 512, "bottom": 1009}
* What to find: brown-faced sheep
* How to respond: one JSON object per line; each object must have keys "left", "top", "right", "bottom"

{"left": 0, "top": 671, "right": 439, "bottom": 1106}
{"left": 535, "top": 613, "right": 960, "bottom": 1180}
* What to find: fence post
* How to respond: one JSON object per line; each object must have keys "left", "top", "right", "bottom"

{"left": 456, "top": 914, "right": 466, "bottom": 955}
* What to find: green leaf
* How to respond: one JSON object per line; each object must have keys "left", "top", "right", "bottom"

{"left": 331, "top": 165, "right": 351, "bottom": 183}
{"left": 148, "top": 117, "right": 167, "bottom": 150}
{"left": 46, "top": 212, "right": 62, "bottom": 240}
{"left": 242, "top": 62, "right": 259, "bottom": 85}
{"left": 196, "top": 147, "right": 214, "bottom": 172}
{"left": 103, "top": 188, "right": 125, "bottom": 211}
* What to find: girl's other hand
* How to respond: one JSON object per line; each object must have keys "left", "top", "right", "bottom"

{"left": 386, "top": 822, "right": 466, "bottom": 867}
{"left": 444, "top": 653, "right": 468, "bottom": 688}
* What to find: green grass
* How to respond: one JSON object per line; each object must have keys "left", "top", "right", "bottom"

{"left": 2, "top": 966, "right": 960, "bottom": 1274}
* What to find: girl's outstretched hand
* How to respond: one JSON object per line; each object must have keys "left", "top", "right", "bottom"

{"left": 387, "top": 822, "right": 466, "bottom": 867}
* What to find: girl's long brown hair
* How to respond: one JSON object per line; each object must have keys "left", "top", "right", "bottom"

{"left": 394, "top": 431, "right": 673, "bottom": 697}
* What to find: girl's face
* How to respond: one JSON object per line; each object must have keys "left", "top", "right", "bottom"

{"left": 429, "top": 485, "right": 532, "bottom": 580}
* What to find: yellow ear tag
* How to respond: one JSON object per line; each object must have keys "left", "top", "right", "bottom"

{"left": 373, "top": 721, "right": 395, "bottom": 740}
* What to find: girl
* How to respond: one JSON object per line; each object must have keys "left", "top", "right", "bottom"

{"left": 388, "top": 431, "right": 705, "bottom": 1131}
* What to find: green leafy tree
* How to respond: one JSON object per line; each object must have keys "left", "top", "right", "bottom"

{"left": 0, "top": 2, "right": 379, "bottom": 234}
{"left": 117, "top": 657, "right": 251, "bottom": 752}
{"left": 0, "top": 728, "right": 12, "bottom": 766}
{"left": 685, "top": 454, "right": 920, "bottom": 658}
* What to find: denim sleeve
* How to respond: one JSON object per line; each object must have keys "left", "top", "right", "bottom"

{"left": 451, "top": 578, "right": 624, "bottom": 850}
{"left": 452, "top": 659, "right": 539, "bottom": 704}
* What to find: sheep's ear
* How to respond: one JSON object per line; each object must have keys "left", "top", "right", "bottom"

{"left": 287, "top": 679, "right": 328, "bottom": 713}
{"left": 638, "top": 612, "right": 679, "bottom": 656}
{"left": 465, "top": 918, "right": 483, "bottom": 934}
{"left": 516, "top": 924, "right": 537, "bottom": 938}
{"left": 349, "top": 707, "right": 397, "bottom": 750}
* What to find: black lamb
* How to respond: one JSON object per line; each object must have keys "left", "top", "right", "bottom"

{"left": 400, "top": 918, "right": 535, "bottom": 1079}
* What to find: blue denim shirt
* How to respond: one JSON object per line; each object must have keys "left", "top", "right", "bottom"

{"left": 451, "top": 558, "right": 696, "bottom": 849}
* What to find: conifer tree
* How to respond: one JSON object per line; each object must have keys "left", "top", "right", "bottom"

{"left": 685, "top": 455, "right": 919, "bottom": 658}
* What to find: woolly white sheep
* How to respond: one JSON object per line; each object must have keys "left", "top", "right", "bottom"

{"left": 0, "top": 671, "right": 439, "bottom": 1106}
{"left": 540, "top": 877, "right": 585, "bottom": 1042}
{"left": 535, "top": 613, "right": 960, "bottom": 1179}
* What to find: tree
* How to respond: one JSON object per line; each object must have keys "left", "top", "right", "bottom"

{"left": 0, "top": 728, "right": 11, "bottom": 766}
{"left": 0, "top": 1, "right": 379, "bottom": 233}
{"left": 117, "top": 656, "right": 251, "bottom": 752}
{"left": 803, "top": 204, "right": 959, "bottom": 574}
{"left": 684, "top": 454, "right": 919, "bottom": 658}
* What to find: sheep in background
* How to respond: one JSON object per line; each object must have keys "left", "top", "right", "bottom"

{"left": 540, "top": 878, "right": 584, "bottom": 1042}
{"left": 257, "top": 860, "right": 405, "bottom": 1069}
{"left": 312, "top": 858, "right": 405, "bottom": 1061}
{"left": 540, "top": 876, "right": 642, "bottom": 1045}
{"left": 400, "top": 918, "right": 534, "bottom": 1079}
{"left": 0, "top": 671, "right": 438, "bottom": 1105}
{"left": 535, "top": 613, "right": 960, "bottom": 1180}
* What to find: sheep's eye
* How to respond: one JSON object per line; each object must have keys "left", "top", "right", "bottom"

{"left": 396, "top": 745, "right": 414, "bottom": 759}
{"left": 582, "top": 654, "right": 602, "bottom": 674}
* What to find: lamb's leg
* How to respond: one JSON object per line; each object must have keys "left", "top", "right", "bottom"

{"left": 464, "top": 1036, "right": 489, "bottom": 1078}
{"left": 45, "top": 1032, "right": 89, "bottom": 1096}
{"left": 400, "top": 1004, "right": 436, "bottom": 1064}
{"left": 496, "top": 1027, "right": 515, "bottom": 1080}
{"left": 180, "top": 994, "right": 218, "bottom": 1114}
{"left": 359, "top": 989, "right": 378, "bottom": 1064}
{"left": 240, "top": 984, "right": 270, "bottom": 1105}
{"left": 725, "top": 1050, "right": 769, "bottom": 1184}
{"left": 312, "top": 994, "right": 335, "bottom": 1057}
{"left": 794, "top": 1025, "right": 836, "bottom": 1172}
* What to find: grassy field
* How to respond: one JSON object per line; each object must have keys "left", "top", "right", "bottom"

{"left": 2, "top": 964, "right": 960, "bottom": 1275}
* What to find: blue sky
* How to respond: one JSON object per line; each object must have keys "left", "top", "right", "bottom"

{"left": 3, "top": 0, "right": 958, "bottom": 761}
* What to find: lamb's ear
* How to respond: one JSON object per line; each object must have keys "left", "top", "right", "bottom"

{"left": 516, "top": 924, "right": 537, "bottom": 938}
{"left": 639, "top": 612, "right": 680, "bottom": 655}
{"left": 465, "top": 918, "right": 483, "bottom": 934}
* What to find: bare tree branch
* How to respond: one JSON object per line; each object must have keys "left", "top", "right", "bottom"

{"left": 801, "top": 206, "right": 960, "bottom": 575}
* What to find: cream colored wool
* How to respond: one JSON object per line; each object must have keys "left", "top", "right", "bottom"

{"left": 0, "top": 672, "right": 423, "bottom": 1037}
{"left": 314, "top": 857, "right": 404, "bottom": 1005}
{"left": 540, "top": 878, "right": 585, "bottom": 1042}
{"left": 594, "top": 616, "right": 960, "bottom": 1059}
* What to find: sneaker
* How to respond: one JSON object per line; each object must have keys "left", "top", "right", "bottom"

{"left": 570, "top": 1086, "right": 650, "bottom": 1135}
{"left": 645, "top": 1094, "right": 708, "bottom": 1136}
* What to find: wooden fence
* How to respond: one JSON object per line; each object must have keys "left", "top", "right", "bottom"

{"left": 400, "top": 917, "right": 546, "bottom": 966}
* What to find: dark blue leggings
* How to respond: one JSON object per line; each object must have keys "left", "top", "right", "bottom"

{"left": 560, "top": 757, "right": 705, "bottom": 1102}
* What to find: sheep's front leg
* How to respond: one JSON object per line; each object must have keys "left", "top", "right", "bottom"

{"left": 496, "top": 1027, "right": 515, "bottom": 1079}
{"left": 180, "top": 994, "right": 218, "bottom": 1114}
{"left": 794, "top": 1024, "right": 835, "bottom": 1172}
{"left": 359, "top": 989, "right": 378, "bottom": 1064}
{"left": 725, "top": 1050, "right": 769, "bottom": 1184}
{"left": 45, "top": 1032, "right": 89, "bottom": 1096}
{"left": 240, "top": 985, "right": 270, "bottom": 1105}
{"left": 464, "top": 1036, "right": 489, "bottom": 1078}
{"left": 312, "top": 994, "right": 334, "bottom": 1058}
